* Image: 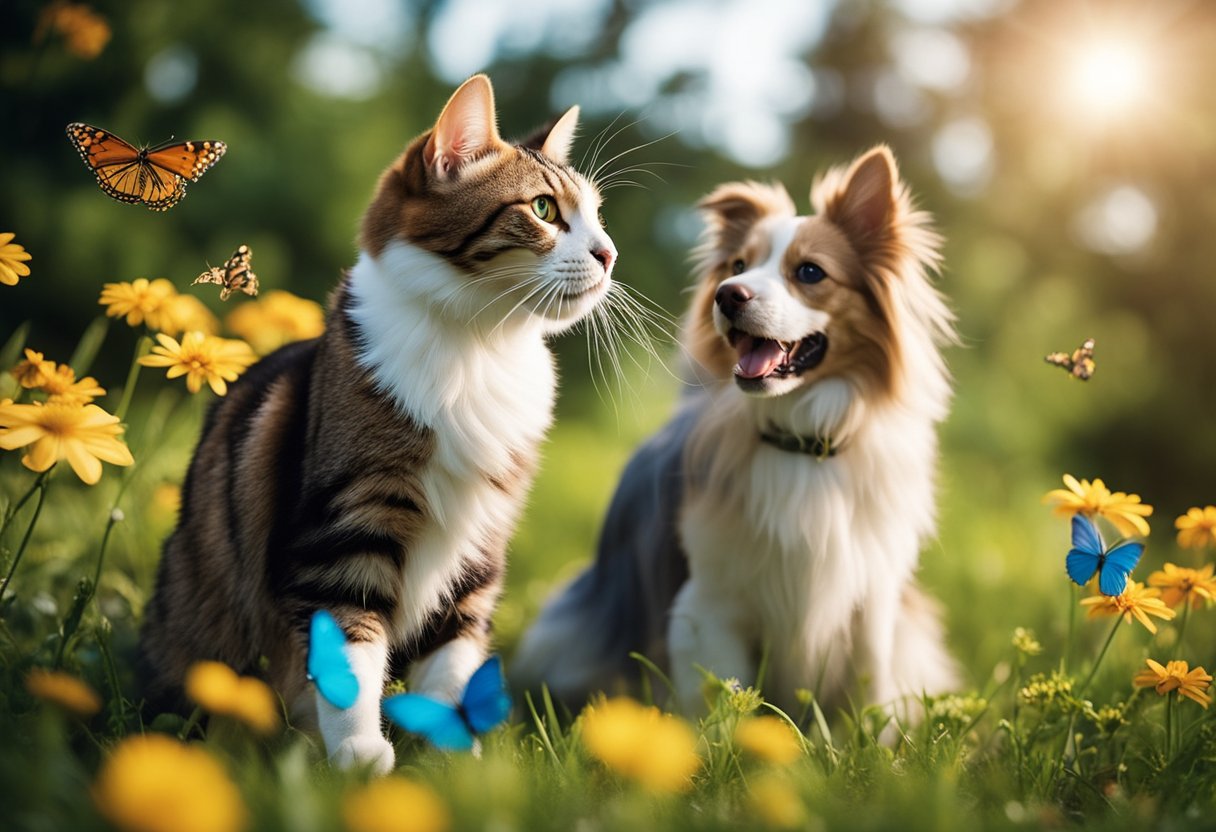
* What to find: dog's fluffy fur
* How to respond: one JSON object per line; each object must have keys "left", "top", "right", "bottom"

{"left": 514, "top": 146, "right": 958, "bottom": 719}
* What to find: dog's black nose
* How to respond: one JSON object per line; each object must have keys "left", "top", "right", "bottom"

{"left": 715, "top": 284, "right": 754, "bottom": 320}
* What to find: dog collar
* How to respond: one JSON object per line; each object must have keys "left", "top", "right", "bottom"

{"left": 759, "top": 429, "right": 839, "bottom": 459}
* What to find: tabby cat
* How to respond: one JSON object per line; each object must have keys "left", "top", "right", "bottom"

{"left": 139, "top": 75, "right": 617, "bottom": 773}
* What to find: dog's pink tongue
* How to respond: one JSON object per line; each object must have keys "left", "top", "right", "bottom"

{"left": 735, "top": 336, "right": 785, "bottom": 379}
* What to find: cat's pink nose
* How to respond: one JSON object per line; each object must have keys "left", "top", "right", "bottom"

{"left": 592, "top": 247, "right": 615, "bottom": 272}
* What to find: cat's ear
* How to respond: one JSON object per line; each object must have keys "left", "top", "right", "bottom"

{"left": 824, "top": 146, "right": 898, "bottom": 245}
{"left": 539, "top": 105, "right": 580, "bottom": 165}
{"left": 425, "top": 74, "right": 504, "bottom": 177}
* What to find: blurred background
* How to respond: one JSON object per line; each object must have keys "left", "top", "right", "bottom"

{"left": 2, "top": 0, "right": 1215, "bottom": 682}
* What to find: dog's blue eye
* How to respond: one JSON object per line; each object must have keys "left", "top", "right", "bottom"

{"left": 795, "top": 262, "right": 827, "bottom": 284}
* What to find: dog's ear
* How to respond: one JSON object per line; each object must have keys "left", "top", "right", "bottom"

{"left": 820, "top": 146, "right": 899, "bottom": 249}
{"left": 697, "top": 182, "right": 795, "bottom": 265}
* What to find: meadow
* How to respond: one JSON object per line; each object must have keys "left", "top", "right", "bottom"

{"left": 6, "top": 1, "right": 1216, "bottom": 830}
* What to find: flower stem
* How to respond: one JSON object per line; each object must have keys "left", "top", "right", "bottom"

{"left": 1077, "top": 617, "right": 1123, "bottom": 699}
{"left": 0, "top": 471, "right": 46, "bottom": 543}
{"left": 1165, "top": 690, "right": 1174, "bottom": 759}
{"left": 114, "top": 334, "right": 151, "bottom": 422}
{"left": 1177, "top": 602, "right": 1192, "bottom": 654}
{"left": 0, "top": 470, "right": 51, "bottom": 600}
{"left": 1064, "top": 583, "right": 1078, "bottom": 674}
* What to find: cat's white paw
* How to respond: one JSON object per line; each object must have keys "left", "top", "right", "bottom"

{"left": 330, "top": 734, "right": 395, "bottom": 775}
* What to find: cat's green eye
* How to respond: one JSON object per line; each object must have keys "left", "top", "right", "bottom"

{"left": 531, "top": 196, "right": 558, "bottom": 223}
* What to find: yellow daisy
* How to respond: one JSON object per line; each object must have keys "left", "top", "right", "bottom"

{"left": 184, "top": 661, "right": 281, "bottom": 735}
{"left": 580, "top": 696, "right": 701, "bottom": 793}
{"left": 1176, "top": 506, "right": 1216, "bottom": 551}
{"left": 1133, "top": 659, "right": 1212, "bottom": 708}
{"left": 11, "top": 348, "right": 52, "bottom": 388}
{"left": 747, "top": 773, "right": 807, "bottom": 829}
{"left": 734, "top": 716, "right": 803, "bottom": 765}
{"left": 39, "top": 2, "right": 111, "bottom": 60}
{"left": 139, "top": 332, "right": 257, "bottom": 395}
{"left": 93, "top": 734, "right": 247, "bottom": 832}
{"left": 160, "top": 294, "right": 220, "bottom": 337}
{"left": 1147, "top": 562, "right": 1216, "bottom": 609}
{"left": 1080, "top": 580, "right": 1176, "bottom": 634}
{"left": 0, "top": 400, "right": 134, "bottom": 484}
{"left": 39, "top": 364, "right": 106, "bottom": 405}
{"left": 343, "top": 777, "right": 451, "bottom": 832}
{"left": 98, "top": 278, "right": 179, "bottom": 331}
{"left": 0, "top": 232, "right": 32, "bottom": 286}
{"left": 1043, "top": 474, "right": 1153, "bottom": 538}
{"left": 225, "top": 290, "right": 325, "bottom": 355}
{"left": 25, "top": 668, "right": 102, "bottom": 717}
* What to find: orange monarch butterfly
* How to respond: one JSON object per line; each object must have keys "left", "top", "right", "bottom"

{"left": 193, "top": 244, "right": 258, "bottom": 301}
{"left": 65, "top": 122, "right": 227, "bottom": 211}
{"left": 1045, "top": 337, "right": 1095, "bottom": 380}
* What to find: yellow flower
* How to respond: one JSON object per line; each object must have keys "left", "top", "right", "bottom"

{"left": 1043, "top": 474, "right": 1153, "bottom": 538}
{"left": 734, "top": 716, "right": 802, "bottom": 765}
{"left": 1080, "top": 580, "right": 1176, "bottom": 634}
{"left": 225, "top": 290, "right": 325, "bottom": 356}
{"left": 1148, "top": 562, "right": 1216, "bottom": 609}
{"left": 1176, "top": 506, "right": 1216, "bottom": 551}
{"left": 747, "top": 773, "right": 807, "bottom": 829}
{"left": 343, "top": 777, "right": 451, "bottom": 832}
{"left": 184, "top": 661, "right": 280, "bottom": 735}
{"left": 0, "top": 400, "right": 134, "bottom": 484}
{"left": 25, "top": 668, "right": 102, "bottom": 716}
{"left": 580, "top": 696, "right": 701, "bottom": 793}
{"left": 139, "top": 332, "right": 257, "bottom": 396}
{"left": 1012, "top": 627, "right": 1043, "bottom": 656}
{"left": 1133, "top": 659, "right": 1212, "bottom": 708}
{"left": 99, "top": 278, "right": 179, "bottom": 331}
{"left": 11, "top": 348, "right": 52, "bottom": 388}
{"left": 38, "top": 2, "right": 111, "bottom": 59}
{"left": 93, "top": 734, "right": 247, "bottom": 832}
{"left": 0, "top": 232, "right": 32, "bottom": 286}
{"left": 160, "top": 294, "right": 220, "bottom": 337}
{"left": 40, "top": 364, "right": 106, "bottom": 405}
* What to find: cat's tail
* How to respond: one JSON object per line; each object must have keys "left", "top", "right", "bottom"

{"left": 510, "top": 407, "right": 697, "bottom": 711}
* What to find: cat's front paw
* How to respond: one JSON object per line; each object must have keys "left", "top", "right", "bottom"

{"left": 330, "top": 733, "right": 395, "bottom": 775}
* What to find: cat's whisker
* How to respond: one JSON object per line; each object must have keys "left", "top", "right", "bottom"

{"left": 591, "top": 130, "right": 678, "bottom": 184}
{"left": 582, "top": 113, "right": 646, "bottom": 181}
{"left": 579, "top": 110, "right": 630, "bottom": 176}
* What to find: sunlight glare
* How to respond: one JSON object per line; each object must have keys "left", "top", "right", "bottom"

{"left": 1066, "top": 38, "right": 1151, "bottom": 119}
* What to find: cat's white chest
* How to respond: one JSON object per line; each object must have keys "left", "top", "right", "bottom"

{"left": 347, "top": 246, "right": 556, "bottom": 641}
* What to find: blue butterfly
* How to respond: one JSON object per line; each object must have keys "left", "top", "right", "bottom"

{"left": 382, "top": 656, "right": 511, "bottom": 751}
{"left": 1065, "top": 514, "right": 1144, "bottom": 596}
{"left": 307, "top": 610, "right": 359, "bottom": 709}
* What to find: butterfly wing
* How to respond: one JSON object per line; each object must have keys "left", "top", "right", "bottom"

{"left": 193, "top": 267, "right": 226, "bottom": 287}
{"left": 1069, "top": 338, "right": 1095, "bottom": 380}
{"left": 460, "top": 657, "right": 512, "bottom": 735}
{"left": 145, "top": 139, "right": 227, "bottom": 182}
{"left": 307, "top": 610, "right": 359, "bottom": 710}
{"left": 1044, "top": 351, "right": 1072, "bottom": 369}
{"left": 1066, "top": 515, "right": 1105, "bottom": 586}
{"left": 1097, "top": 541, "right": 1145, "bottom": 596}
{"left": 1066, "top": 550, "right": 1102, "bottom": 587}
{"left": 383, "top": 694, "right": 475, "bottom": 752}
{"left": 223, "top": 245, "right": 258, "bottom": 298}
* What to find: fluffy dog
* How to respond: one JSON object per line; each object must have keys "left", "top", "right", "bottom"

{"left": 514, "top": 146, "right": 958, "bottom": 720}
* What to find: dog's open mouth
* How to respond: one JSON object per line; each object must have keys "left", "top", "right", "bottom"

{"left": 728, "top": 329, "right": 828, "bottom": 379}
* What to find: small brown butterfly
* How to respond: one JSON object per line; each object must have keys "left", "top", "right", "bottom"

{"left": 193, "top": 245, "right": 258, "bottom": 301}
{"left": 1045, "top": 337, "right": 1096, "bottom": 380}
{"left": 66, "top": 122, "right": 226, "bottom": 211}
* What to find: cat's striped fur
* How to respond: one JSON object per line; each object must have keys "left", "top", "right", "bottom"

{"left": 140, "top": 75, "right": 616, "bottom": 773}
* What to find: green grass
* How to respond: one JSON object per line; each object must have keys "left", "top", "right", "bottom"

{"left": 2, "top": 327, "right": 1215, "bottom": 832}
